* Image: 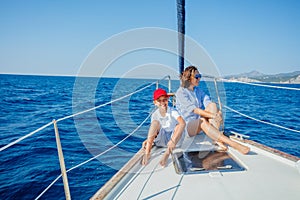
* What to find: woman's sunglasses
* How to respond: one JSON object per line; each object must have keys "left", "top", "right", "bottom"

{"left": 194, "top": 74, "right": 202, "bottom": 79}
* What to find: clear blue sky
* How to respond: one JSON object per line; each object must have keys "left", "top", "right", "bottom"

{"left": 0, "top": 0, "right": 299, "bottom": 76}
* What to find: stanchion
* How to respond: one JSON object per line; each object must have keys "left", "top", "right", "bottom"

{"left": 53, "top": 119, "right": 71, "bottom": 200}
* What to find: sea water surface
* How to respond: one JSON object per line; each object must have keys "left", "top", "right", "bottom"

{"left": 0, "top": 74, "right": 299, "bottom": 199}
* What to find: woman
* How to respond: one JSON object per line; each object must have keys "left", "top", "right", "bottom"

{"left": 175, "top": 66, "right": 250, "bottom": 154}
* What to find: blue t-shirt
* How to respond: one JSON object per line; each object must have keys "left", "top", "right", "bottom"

{"left": 175, "top": 86, "right": 211, "bottom": 122}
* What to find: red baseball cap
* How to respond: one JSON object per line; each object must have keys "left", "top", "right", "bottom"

{"left": 153, "top": 88, "right": 169, "bottom": 100}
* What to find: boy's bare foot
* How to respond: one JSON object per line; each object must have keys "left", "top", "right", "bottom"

{"left": 142, "top": 154, "right": 151, "bottom": 166}
{"left": 159, "top": 157, "right": 168, "bottom": 167}
{"left": 159, "top": 149, "right": 171, "bottom": 167}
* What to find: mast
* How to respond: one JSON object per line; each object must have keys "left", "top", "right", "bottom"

{"left": 177, "top": 0, "right": 185, "bottom": 74}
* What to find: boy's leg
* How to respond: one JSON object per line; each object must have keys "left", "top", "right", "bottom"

{"left": 148, "top": 120, "right": 160, "bottom": 139}
{"left": 160, "top": 125, "right": 185, "bottom": 167}
{"left": 171, "top": 123, "right": 185, "bottom": 146}
{"left": 142, "top": 120, "right": 160, "bottom": 148}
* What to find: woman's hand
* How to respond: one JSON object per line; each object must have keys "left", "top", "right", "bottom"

{"left": 214, "top": 111, "right": 223, "bottom": 124}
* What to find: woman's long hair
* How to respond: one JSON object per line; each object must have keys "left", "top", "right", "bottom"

{"left": 180, "top": 65, "right": 198, "bottom": 88}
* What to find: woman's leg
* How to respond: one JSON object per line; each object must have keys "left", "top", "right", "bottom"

{"left": 186, "top": 119, "right": 201, "bottom": 137}
{"left": 205, "top": 102, "right": 221, "bottom": 129}
{"left": 200, "top": 118, "right": 250, "bottom": 155}
{"left": 205, "top": 103, "right": 226, "bottom": 149}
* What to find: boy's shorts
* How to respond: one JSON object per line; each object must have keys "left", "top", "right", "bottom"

{"left": 154, "top": 128, "right": 185, "bottom": 147}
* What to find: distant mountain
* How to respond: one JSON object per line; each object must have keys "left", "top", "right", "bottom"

{"left": 224, "top": 70, "right": 300, "bottom": 83}
{"left": 233, "top": 70, "right": 266, "bottom": 78}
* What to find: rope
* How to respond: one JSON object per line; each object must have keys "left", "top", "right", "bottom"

{"left": 224, "top": 105, "right": 300, "bottom": 133}
{"left": 35, "top": 109, "right": 154, "bottom": 200}
{"left": 220, "top": 78, "right": 300, "bottom": 91}
{"left": 0, "top": 121, "right": 54, "bottom": 152}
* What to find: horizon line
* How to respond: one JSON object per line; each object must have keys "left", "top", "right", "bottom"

{"left": 0, "top": 72, "right": 181, "bottom": 80}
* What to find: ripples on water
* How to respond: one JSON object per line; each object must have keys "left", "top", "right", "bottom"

{"left": 0, "top": 74, "right": 299, "bottom": 199}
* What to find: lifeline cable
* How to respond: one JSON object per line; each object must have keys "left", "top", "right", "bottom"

{"left": 224, "top": 105, "right": 300, "bottom": 133}
{"left": 0, "top": 77, "right": 165, "bottom": 151}
{"left": 220, "top": 78, "right": 300, "bottom": 91}
{"left": 35, "top": 108, "right": 155, "bottom": 200}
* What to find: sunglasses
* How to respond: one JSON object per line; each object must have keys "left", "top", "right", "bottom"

{"left": 194, "top": 74, "right": 202, "bottom": 79}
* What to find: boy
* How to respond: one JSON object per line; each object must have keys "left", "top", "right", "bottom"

{"left": 142, "top": 88, "right": 186, "bottom": 167}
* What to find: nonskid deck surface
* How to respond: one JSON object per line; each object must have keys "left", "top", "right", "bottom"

{"left": 97, "top": 134, "right": 300, "bottom": 200}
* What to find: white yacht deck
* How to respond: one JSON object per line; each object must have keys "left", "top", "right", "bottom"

{"left": 92, "top": 134, "right": 300, "bottom": 200}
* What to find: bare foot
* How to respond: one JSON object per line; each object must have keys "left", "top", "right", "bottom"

{"left": 236, "top": 143, "right": 250, "bottom": 155}
{"left": 159, "top": 149, "right": 171, "bottom": 167}
{"left": 142, "top": 154, "right": 151, "bottom": 166}
{"left": 159, "top": 157, "right": 168, "bottom": 167}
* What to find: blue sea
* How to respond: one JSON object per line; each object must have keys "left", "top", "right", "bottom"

{"left": 0, "top": 74, "right": 299, "bottom": 199}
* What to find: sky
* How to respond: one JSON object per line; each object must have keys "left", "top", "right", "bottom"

{"left": 0, "top": 0, "right": 300, "bottom": 77}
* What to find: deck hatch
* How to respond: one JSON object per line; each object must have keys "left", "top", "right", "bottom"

{"left": 172, "top": 150, "right": 245, "bottom": 174}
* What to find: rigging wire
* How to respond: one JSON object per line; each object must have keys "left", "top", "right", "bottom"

{"left": 220, "top": 78, "right": 300, "bottom": 91}
{"left": 35, "top": 108, "right": 154, "bottom": 200}
{"left": 1, "top": 74, "right": 299, "bottom": 199}
{"left": 0, "top": 121, "right": 54, "bottom": 152}
{"left": 0, "top": 77, "right": 164, "bottom": 151}
{"left": 57, "top": 79, "right": 158, "bottom": 122}
{"left": 224, "top": 105, "right": 300, "bottom": 133}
